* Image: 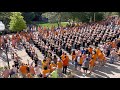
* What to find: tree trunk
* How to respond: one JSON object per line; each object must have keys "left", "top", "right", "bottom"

{"left": 57, "top": 22, "right": 60, "bottom": 28}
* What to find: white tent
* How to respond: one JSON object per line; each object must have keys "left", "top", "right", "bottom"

{"left": 0, "top": 21, "right": 5, "bottom": 31}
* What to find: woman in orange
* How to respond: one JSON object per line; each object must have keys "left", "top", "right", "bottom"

{"left": 78, "top": 55, "right": 83, "bottom": 71}
{"left": 71, "top": 50, "right": 76, "bottom": 64}
{"left": 96, "top": 47, "right": 101, "bottom": 56}
{"left": 42, "top": 66, "right": 50, "bottom": 78}
{"left": 57, "top": 59, "right": 63, "bottom": 77}
{"left": 62, "top": 56, "right": 69, "bottom": 74}
{"left": 98, "top": 51, "right": 105, "bottom": 66}
{"left": 19, "top": 64, "right": 27, "bottom": 78}
{"left": 88, "top": 47, "right": 93, "bottom": 54}
{"left": 65, "top": 53, "right": 69, "bottom": 64}
{"left": 89, "top": 58, "right": 95, "bottom": 74}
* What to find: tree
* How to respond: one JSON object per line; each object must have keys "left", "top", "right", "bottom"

{"left": 70, "top": 12, "right": 105, "bottom": 23}
{"left": 42, "top": 12, "right": 71, "bottom": 27}
{"left": 9, "top": 12, "right": 27, "bottom": 32}
{"left": 0, "top": 12, "right": 12, "bottom": 28}
{"left": 22, "top": 12, "right": 35, "bottom": 24}
{"left": 33, "top": 12, "right": 43, "bottom": 21}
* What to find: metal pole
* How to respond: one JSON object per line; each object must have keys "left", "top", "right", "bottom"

{"left": 5, "top": 44, "right": 10, "bottom": 69}
{"left": 5, "top": 43, "right": 11, "bottom": 77}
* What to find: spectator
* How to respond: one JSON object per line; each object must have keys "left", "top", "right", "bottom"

{"left": 62, "top": 55, "right": 69, "bottom": 74}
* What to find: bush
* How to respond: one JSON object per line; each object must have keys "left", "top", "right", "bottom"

{"left": 9, "top": 12, "right": 27, "bottom": 32}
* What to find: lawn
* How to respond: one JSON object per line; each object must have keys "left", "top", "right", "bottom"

{"left": 38, "top": 22, "right": 69, "bottom": 28}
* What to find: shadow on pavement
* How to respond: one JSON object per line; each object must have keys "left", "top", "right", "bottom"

{"left": 93, "top": 63, "right": 120, "bottom": 78}
{"left": 113, "top": 61, "right": 120, "bottom": 66}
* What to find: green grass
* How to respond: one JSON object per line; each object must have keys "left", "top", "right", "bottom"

{"left": 38, "top": 22, "right": 68, "bottom": 28}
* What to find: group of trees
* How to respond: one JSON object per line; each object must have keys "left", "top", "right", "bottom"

{"left": 42, "top": 12, "right": 119, "bottom": 23}
{"left": 22, "top": 12, "right": 43, "bottom": 23}
{"left": 0, "top": 12, "right": 43, "bottom": 32}
{"left": 0, "top": 12, "right": 120, "bottom": 32}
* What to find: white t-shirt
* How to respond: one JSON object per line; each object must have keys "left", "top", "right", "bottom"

{"left": 12, "top": 67, "right": 17, "bottom": 73}
{"left": 34, "top": 66, "right": 41, "bottom": 75}
{"left": 77, "top": 56, "right": 80, "bottom": 62}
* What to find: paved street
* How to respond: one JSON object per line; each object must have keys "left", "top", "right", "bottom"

{"left": 0, "top": 42, "right": 120, "bottom": 78}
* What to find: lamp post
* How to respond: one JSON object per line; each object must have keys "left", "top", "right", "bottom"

{"left": 5, "top": 43, "right": 10, "bottom": 70}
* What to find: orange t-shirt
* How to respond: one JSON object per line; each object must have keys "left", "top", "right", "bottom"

{"left": 20, "top": 65, "right": 27, "bottom": 75}
{"left": 57, "top": 61, "right": 63, "bottom": 69}
{"left": 96, "top": 48, "right": 101, "bottom": 56}
{"left": 89, "top": 59, "right": 95, "bottom": 67}
{"left": 79, "top": 57, "right": 83, "bottom": 64}
{"left": 63, "top": 58, "right": 69, "bottom": 66}
{"left": 42, "top": 69, "right": 50, "bottom": 77}
{"left": 98, "top": 53, "right": 105, "bottom": 61}
{"left": 89, "top": 48, "right": 93, "bottom": 54}
{"left": 61, "top": 54, "right": 65, "bottom": 61}
{"left": 66, "top": 55, "right": 69, "bottom": 62}
{"left": 92, "top": 54, "right": 97, "bottom": 62}
{"left": 72, "top": 54, "right": 76, "bottom": 60}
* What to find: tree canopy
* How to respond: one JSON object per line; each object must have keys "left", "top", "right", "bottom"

{"left": 9, "top": 12, "right": 27, "bottom": 32}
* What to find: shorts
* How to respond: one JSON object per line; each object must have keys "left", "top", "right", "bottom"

{"left": 83, "top": 67, "right": 88, "bottom": 70}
